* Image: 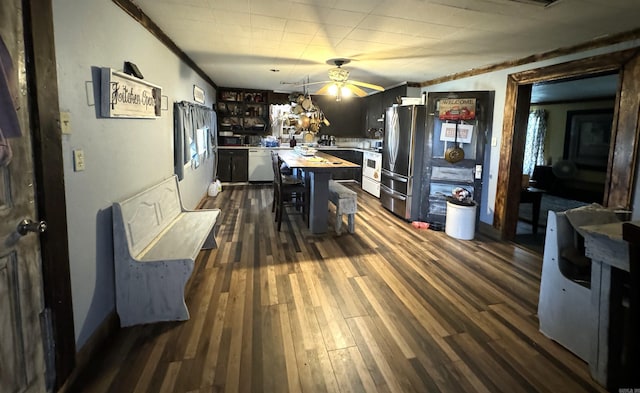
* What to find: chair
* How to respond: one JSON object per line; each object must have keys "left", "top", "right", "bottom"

{"left": 271, "top": 152, "right": 305, "bottom": 231}
{"left": 538, "top": 206, "right": 621, "bottom": 362}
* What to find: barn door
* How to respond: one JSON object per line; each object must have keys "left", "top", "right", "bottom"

{"left": 0, "top": 1, "right": 48, "bottom": 392}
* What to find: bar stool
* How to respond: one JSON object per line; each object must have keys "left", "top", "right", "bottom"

{"left": 270, "top": 152, "right": 305, "bottom": 231}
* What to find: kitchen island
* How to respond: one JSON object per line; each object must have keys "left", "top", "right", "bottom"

{"left": 218, "top": 145, "right": 375, "bottom": 183}
{"left": 278, "top": 150, "right": 360, "bottom": 234}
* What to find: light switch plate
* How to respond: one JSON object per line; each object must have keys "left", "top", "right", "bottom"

{"left": 60, "top": 111, "right": 71, "bottom": 134}
{"left": 73, "top": 149, "right": 85, "bottom": 171}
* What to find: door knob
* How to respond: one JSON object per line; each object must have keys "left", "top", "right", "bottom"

{"left": 17, "top": 219, "right": 47, "bottom": 236}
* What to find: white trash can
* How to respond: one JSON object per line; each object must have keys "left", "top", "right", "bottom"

{"left": 445, "top": 201, "right": 477, "bottom": 240}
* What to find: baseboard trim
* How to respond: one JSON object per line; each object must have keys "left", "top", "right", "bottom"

{"left": 477, "top": 221, "right": 502, "bottom": 240}
{"left": 57, "top": 311, "right": 119, "bottom": 392}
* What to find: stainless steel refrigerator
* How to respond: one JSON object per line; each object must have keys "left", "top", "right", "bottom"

{"left": 380, "top": 105, "right": 427, "bottom": 220}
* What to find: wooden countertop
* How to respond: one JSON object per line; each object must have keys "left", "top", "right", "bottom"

{"left": 278, "top": 151, "right": 360, "bottom": 169}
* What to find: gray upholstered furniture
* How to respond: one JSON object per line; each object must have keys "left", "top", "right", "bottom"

{"left": 112, "top": 175, "right": 220, "bottom": 327}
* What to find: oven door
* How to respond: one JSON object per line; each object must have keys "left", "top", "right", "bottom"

{"left": 363, "top": 152, "right": 382, "bottom": 180}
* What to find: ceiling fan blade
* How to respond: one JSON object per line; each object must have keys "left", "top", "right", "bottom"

{"left": 291, "top": 80, "right": 330, "bottom": 87}
{"left": 315, "top": 83, "right": 333, "bottom": 95}
{"left": 344, "top": 83, "right": 368, "bottom": 97}
{"left": 349, "top": 80, "right": 385, "bottom": 91}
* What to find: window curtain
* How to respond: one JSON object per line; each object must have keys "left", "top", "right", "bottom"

{"left": 174, "top": 101, "right": 215, "bottom": 179}
{"left": 523, "top": 109, "right": 547, "bottom": 177}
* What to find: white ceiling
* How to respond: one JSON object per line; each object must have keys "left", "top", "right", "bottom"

{"left": 131, "top": 0, "right": 640, "bottom": 94}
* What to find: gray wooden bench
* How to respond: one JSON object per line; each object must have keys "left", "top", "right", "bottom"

{"left": 328, "top": 180, "right": 357, "bottom": 235}
{"left": 112, "top": 175, "right": 220, "bottom": 327}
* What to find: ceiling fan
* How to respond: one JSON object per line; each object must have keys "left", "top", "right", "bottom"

{"left": 300, "top": 58, "right": 385, "bottom": 101}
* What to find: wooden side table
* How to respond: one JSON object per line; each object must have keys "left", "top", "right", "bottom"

{"left": 520, "top": 187, "right": 545, "bottom": 234}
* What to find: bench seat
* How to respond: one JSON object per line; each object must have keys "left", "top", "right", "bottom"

{"left": 113, "top": 175, "right": 220, "bottom": 327}
{"left": 139, "top": 210, "right": 218, "bottom": 261}
{"left": 328, "top": 180, "right": 357, "bottom": 235}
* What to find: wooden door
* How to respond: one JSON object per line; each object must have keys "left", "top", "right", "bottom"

{"left": 423, "top": 91, "right": 494, "bottom": 226}
{"left": 0, "top": 1, "right": 47, "bottom": 392}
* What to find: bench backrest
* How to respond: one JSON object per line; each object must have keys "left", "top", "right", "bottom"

{"left": 115, "top": 175, "right": 183, "bottom": 257}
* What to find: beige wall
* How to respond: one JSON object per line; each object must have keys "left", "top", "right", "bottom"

{"left": 530, "top": 99, "right": 615, "bottom": 183}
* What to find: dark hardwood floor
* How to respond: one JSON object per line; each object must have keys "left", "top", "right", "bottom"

{"left": 68, "top": 183, "right": 605, "bottom": 393}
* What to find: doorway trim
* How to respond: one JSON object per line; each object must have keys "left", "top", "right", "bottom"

{"left": 23, "top": 0, "right": 76, "bottom": 389}
{"left": 494, "top": 48, "right": 640, "bottom": 240}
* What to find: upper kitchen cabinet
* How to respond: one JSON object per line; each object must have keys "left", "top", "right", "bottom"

{"left": 383, "top": 83, "right": 422, "bottom": 108}
{"left": 268, "top": 91, "right": 290, "bottom": 105}
{"left": 364, "top": 92, "right": 383, "bottom": 136}
{"left": 363, "top": 83, "right": 423, "bottom": 137}
{"left": 312, "top": 94, "right": 365, "bottom": 137}
{"left": 217, "top": 88, "right": 269, "bottom": 134}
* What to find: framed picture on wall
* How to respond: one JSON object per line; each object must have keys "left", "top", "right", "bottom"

{"left": 193, "top": 85, "right": 205, "bottom": 104}
{"left": 563, "top": 108, "right": 613, "bottom": 170}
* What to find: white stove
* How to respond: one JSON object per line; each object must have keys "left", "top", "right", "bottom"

{"left": 362, "top": 150, "right": 382, "bottom": 198}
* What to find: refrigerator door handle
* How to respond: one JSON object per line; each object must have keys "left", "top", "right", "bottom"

{"left": 381, "top": 169, "right": 408, "bottom": 183}
{"left": 380, "top": 184, "right": 407, "bottom": 201}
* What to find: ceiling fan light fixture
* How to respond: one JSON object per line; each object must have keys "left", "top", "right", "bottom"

{"left": 328, "top": 83, "right": 339, "bottom": 95}
{"left": 341, "top": 86, "right": 352, "bottom": 98}
{"left": 328, "top": 67, "right": 349, "bottom": 82}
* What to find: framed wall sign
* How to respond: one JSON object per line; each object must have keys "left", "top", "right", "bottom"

{"left": 439, "top": 123, "right": 474, "bottom": 143}
{"left": 193, "top": 85, "right": 205, "bottom": 104}
{"left": 563, "top": 108, "right": 613, "bottom": 170}
{"left": 100, "top": 68, "right": 161, "bottom": 118}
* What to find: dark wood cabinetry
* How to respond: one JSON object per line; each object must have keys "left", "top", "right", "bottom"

{"left": 217, "top": 88, "right": 269, "bottom": 134}
{"left": 363, "top": 92, "right": 383, "bottom": 136}
{"left": 312, "top": 95, "right": 365, "bottom": 137}
{"left": 382, "top": 85, "right": 408, "bottom": 108}
{"left": 218, "top": 149, "right": 248, "bottom": 182}
{"left": 362, "top": 84, "right": 420, "bottom": 137}
{"left": 323, "top": 149, "right": 362, "bottom": 180}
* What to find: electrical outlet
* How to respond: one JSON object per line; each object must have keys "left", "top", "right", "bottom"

{"left": 73, "top": 149, "right": 85, "bottom": 171}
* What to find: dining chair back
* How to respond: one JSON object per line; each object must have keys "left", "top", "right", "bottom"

{"left": 271, "top": 151, "right": 305, "bottom": 231}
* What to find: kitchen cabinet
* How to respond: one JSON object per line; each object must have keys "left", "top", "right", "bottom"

{"left": 217, "top": 88, "right": 269, "bottom": 134}
{"left": 364, "top": 92, "right": 384, "bottom": 137}
{"left": 363, "top": 83, "right": 422, "bottom": 137}
{"left": 382, "top": 85, "right": 407, "bottom": 108}
{"left": 312, "top": 95, "right": 365, "bottom": 137}
{"left": 218, "top": 149, "right": 248, "bottom": 182}
{"left": 324, "top": 149, "right": 362, "bottom": 181}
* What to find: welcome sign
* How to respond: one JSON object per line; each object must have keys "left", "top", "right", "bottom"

{"left": 101, "top": 68, "right": 162, "bottom": 118}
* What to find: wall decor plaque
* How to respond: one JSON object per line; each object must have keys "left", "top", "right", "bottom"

{"left": 101, "top": 68, "right": 161, "bottom": 118}
{"left": 193, "top": 85, "right": 205, "bottom": 104}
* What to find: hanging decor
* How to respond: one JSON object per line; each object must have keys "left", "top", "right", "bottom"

{"left": 440, "top": 122, "right": 474, "bottom": 143}
{"left": 100, "top": 68, "right": 162, "bottom": 118}
{"left": 193, "top": 85, "right": 205, "bottom": 104}
{"left": 438, "top": 98, "right": 476, "bottom": 120}
{"left": 276, "top": 80, "right": 330, "bottom": 140}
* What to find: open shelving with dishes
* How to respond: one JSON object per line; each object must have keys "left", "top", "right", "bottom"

{"left": 217, "top": 88, "right": 269, "bottom": 134}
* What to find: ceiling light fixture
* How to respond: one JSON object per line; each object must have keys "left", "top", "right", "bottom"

{"left": 288, "top": 58, "right": 385, "bottom": 101}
